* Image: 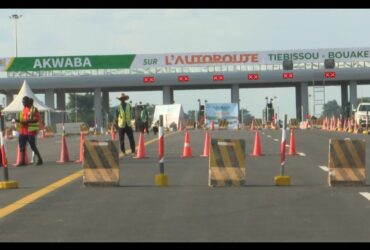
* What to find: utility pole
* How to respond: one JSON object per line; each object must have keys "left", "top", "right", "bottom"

{"left": 9, "top": 14, "right": 22, "bottom": 57}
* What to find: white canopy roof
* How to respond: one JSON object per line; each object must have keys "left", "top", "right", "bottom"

{"left": 2, "top": 80, "right": 54, "bottom": 113}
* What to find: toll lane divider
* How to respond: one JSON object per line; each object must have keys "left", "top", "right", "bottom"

{"left": 328, "top": 138, "right": 366, "bottom": 186}
{"left": 209, "top": 139, "right": 246, "bottom": 187}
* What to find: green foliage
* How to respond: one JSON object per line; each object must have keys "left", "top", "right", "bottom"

{"left": 66, "top": 93, "right": 95, "bottom": 126}
{"left": 322, "top": 100, "right": 341, "bottom": 117}
{"left": 240, "top": 108, "right": 254, "bottom": 123}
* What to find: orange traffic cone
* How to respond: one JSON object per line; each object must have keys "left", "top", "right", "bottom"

{"left": 181, "top": 131, "right": 193, "bottom": 158}
{"left": 57, "top": 134, "right": 71, "bottom": 163}
{"left": 1, "top": 135, "right": 8, "bottom": 167}
{"left": 13, "top": 144, "right": 30, "bottom": 166}
{"left": 288, "top": 128, "right": 298, "bottom": 156}
{"left": 210, "top": 121, "right": 215, "bottom": 131}
{"left": 179, "top": 123, "right": 183, "bottom": 132}
{"left": 200, "top": 131, "right": 211, "bottom": 157}
{"left": 75, "top": 132, "right": 85, "bottom": 163}
{"left": 250, "top": 130, "right": 263, "bottom": 156}
{"left": 133, "top": 132, "right": 148, "bottom": 159}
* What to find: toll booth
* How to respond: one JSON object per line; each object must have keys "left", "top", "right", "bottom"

{"left": 262, "top": 102, "right": 274, "bottom": 124}
{"left": 197, "top": 104, "right": 205, "bottom": 128}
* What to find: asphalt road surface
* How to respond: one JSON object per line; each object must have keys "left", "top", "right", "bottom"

{"left": 0, "top": 129, "right": 370, "bottom": 242}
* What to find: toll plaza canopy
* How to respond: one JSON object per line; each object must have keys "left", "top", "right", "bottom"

{"left": 1, "top": 47, "right": 370, "bottom": 89}
{"left": 1, "top": 47, "right": 370, "bottom": 129}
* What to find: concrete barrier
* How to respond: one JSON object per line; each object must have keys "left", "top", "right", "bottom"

{"left": 83, "top": 140, "right": 120, "bottom": 186}
{"left": 208, "top": 139, "right": 246, "bottom": 187}
{"left": 328, "top": 139, "right": 366, "bottom": 186}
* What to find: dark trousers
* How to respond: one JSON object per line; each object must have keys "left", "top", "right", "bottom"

{"left": 19, "top": 134, "right": 42, "bottom": 160}
{"left": 139, "top": 121, "right": 149, "bottom": 134}
{"left": 118, "top": 126, "right": 136, "bottom": 153}
{"left": 144, "top": 121, "right": 149, "bottom": 134}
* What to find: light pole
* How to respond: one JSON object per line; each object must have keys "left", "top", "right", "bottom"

{"left": 9, "top": 14, "right": 22, "bottom": 57}
{"left": 272, "top": 96, "right": 278, "bottom": 120}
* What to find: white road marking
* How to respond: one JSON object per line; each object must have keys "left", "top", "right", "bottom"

{"left": 319, "top": 165, "right": 329, "bottom": 172}
{"left": 267, "top": 135, "right": 271, "bottom": 138}
{"left": 285, "top": 145, "right": 290, "bottom": 147}
{"left": 359, "top": 192, "right": 370, "bottom": 201}
{"left": 273, "top": 138, "right": 279, "bottom": 142}
{"left": 298, "top": 152, "right": 306, "bottom": 156}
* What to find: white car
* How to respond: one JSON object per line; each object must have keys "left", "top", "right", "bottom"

{"left": 354, "top": 103, "right": 370, "bottom": 127}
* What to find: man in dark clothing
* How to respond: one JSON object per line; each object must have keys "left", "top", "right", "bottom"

{"left": 14, "top": 96, "right": 43, "bottom": 166}
{"left": 28, "top": 98, "right": 43, "bottom": 165}
{"left": 114, "top": 93, "right": 136, "bottom": 158}
{"left": 141, "top": 105, "right": 149, "bottom": 134}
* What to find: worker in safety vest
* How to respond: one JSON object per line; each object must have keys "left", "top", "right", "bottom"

{"left": 114, "top": 93, "right": 136, "bottom": 157}
{"left": 29, "top": 98, "right": 43, "bottom": 164}
{"left": 14, "top": 96, "right": 43, "bottom": 166}
{"left": 140, "top": 105, "right": 149, "bottom": 134}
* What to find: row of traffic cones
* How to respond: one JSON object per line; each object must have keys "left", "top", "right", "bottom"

{"left": 10, "top": 126, "right": 299, "bottom": 165}
{"left": 178, "top": 128, "right": 298, "bottom": 159}
{"left": 249, "top": 129, "right": 298, "bottom": 156}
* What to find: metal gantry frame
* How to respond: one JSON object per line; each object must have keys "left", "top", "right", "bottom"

{"left": 312, "top": 78, "right": 326, "bottom": 118}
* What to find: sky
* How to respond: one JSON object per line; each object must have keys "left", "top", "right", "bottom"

{"left": 1, "top": 9, "right": 370, "bottom": 119}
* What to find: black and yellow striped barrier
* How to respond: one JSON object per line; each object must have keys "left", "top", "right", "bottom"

{"left": 208, "top": 139, "right": 246, "bottom": 187}
{"left": 83, "top": 140, "right": 120, "bottom": 186}
{"left": 218, "top": 119, "right": 229, "bottom": 129}
{"left": 254, "top": 119, "right": 263, "bottom": 129}
{"left": 328, "top": 139, "right": 366, "bottom": 186}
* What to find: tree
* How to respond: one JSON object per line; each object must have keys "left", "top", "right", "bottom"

{"left": 239, "top": 108, "right": 254, "bottom": 124}
{"left": 322, "top": 100, "right": 341, "bottom": 117}
{"left": 66, "top": 93, "right": 95, "bottom": 126}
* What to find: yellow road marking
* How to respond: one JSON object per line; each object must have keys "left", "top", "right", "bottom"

{"left": 0, "top": 131, "right": 178, "bottom": 220}
{"left": 0, "top": 171, "right": 83, "bottom": 219}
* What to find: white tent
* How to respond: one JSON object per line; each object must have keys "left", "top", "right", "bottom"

{"left": 152, "top": 104, "right": 186, "bottom": 129}
{"left": 2, "top": 80, "right": 55, "bottom": 126}
{"left": 2, "top": 80, "right": 54, "bottom": 113}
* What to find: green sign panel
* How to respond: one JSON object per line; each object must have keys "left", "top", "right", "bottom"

{"left": 6, "top": 55, "right": 136, "bottom": 72}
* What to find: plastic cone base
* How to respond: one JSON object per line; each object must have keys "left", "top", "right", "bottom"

{"left": 13, "top": 146, "right": 30, "bottom": 166}
{"left": 133, "top": 133, "right": 148, "bottom": 159}
{"left": 75, "top": 133, "right": 85, "bottom": 163}
{"left": 250, "top": 131, "right": 263, "bottom": 157}
{"left": 200, "top": 132, "right": 210, "bottom": 157}
{"left": 57, "top": 136, "right": 72, "bottom": 163}
{"left": 181, "top": 132, "right": 193, "bottom": 158}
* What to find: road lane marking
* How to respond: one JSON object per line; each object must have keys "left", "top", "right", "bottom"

{"left": 267, "top": 135, "right": 271, "bottom": 138}
{"left": 359, "top": 192, "right": 370, "bottom": 201}
{"left": 273, "top": 139, "right": 279, "bottom": 142}
{"left": 319, "top": 166, "right": 329, "bottom": 172}
{"left": 0, "top": 131, "right": 177, "bottom": 220}
{"left": 0, "top": 171, "right": 83, "bottom": 219}
{"left": 298, "top": 152, "right": 306, "bottom": 156}
{"left": 285, "top": 145, "right": 290, "bottom": 147}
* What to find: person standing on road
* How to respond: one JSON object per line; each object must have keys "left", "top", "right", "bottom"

{"left": 115, "top": 93, "right": 136, "bottom": 157}
{"left": 141, "top": 105, "right": 149, "bottom": 134}
{"left": 14, "top": 96, "right": 43, "bottom": 166}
